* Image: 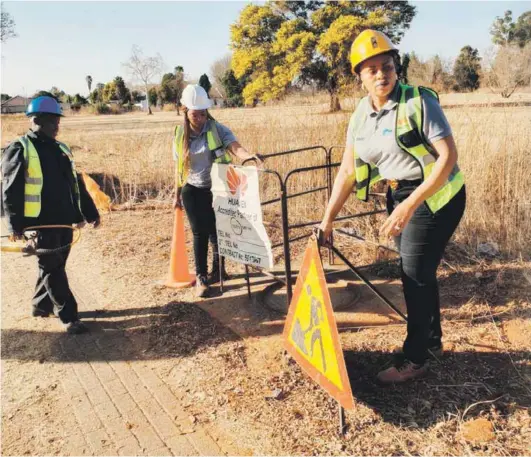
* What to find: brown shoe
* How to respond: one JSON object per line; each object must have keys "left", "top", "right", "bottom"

{"left": 195, "top": 275, "right": 209, "bottom": 298}
{"left": 377, "top": 359, "right": 428, "bottom": 384}
{"left": 393, "top": 345, "right": 443, "bottom": 359}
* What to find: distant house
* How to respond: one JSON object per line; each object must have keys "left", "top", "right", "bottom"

{"left": 1, "top": 96, "right": 32, "bottom": 114}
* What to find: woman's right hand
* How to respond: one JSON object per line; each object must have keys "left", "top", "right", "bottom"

{"left": 316, "top": 219, "right": 333, "bottom": 246}
{"left": 173, "top": 188, "right": 183, "bottom": 210}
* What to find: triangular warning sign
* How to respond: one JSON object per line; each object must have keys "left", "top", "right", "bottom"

{"left": 283, "top": 236, "right": 354, "bottom": 409}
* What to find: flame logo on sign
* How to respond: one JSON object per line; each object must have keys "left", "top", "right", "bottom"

{"left": 227, "top": 165, "right": 248, "bottom": 197}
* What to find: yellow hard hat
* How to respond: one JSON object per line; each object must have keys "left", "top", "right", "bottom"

{"left": 350, "top": 29, "right": 397, "bottom": 74}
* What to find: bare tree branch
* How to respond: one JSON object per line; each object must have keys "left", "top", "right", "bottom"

{"left": 122, "top": 45, "right": 165, "bottom": 114}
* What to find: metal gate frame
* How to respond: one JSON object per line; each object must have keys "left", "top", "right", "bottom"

{"left": 230, "top": 145, "right": 406, "bottom": 321}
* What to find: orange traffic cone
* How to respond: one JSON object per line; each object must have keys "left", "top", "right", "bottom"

{"left": 161, "top": 208, "right": 195, "bottom": 288}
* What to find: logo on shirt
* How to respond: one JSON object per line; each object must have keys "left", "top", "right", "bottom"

{"left": 382, "top": 128, "right": 393, "bottom": 136}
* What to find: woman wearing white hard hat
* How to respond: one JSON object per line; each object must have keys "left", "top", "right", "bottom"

{"left": 173, "top": 84, "right": 262, "bottom": 298}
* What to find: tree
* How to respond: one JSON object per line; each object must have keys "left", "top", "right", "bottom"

{"left": 123, "top": 45, "right": 165, "bottom": 115}
{"left": 113, "top": 76, "right": 130, "bottom": 104}
{"left": 210, "top": 54, "right": 232, "bottom": 98}
{"left": 400, "top": 53, "right": 410, "bottom": 84}
{"left": 33, "top": 90, "right": 60, "bottom": 101}
{"left": 490, "top": 10, "right": 515, "bottom": 46}
{"left": 86, "top": 75, "right": 93, "bottom": 93}
{"left": 1, "top": 9, "right": 16, "bottom": 43}
{"left": 198, "top": 74, "right": 212, "bottom": 98}
{"left": 174, "top": 66, "right": 185, "bottom": 115}
{"left": 1, "top": 93, "right": 11, "bottom": 102}
{"left": 89, "top": 83, "right": 104, "bottom": 104}
{"left": 130, "top": 90, "right": 145, "bottom": 103}
{"left": 220, "top": 69, "right": 248, "bottom": 107}
{"left": 148, "top": 87, "right": 158, "bottom": 108}
{"left": 453, "top": 45, "right": 481, "bottom": 92}
{"left": 513, "top": 11, "right": 531, "bottom": 48}
{"left": 159, "top": 72, "right": 177, "bottom": 106}
{"left": 230, "top": 2, "right": 416, "bottom": 111}
{"left": 491, "top": 10, "right": 531, "bottom": 48}
{"left": 484, "top": 43, "right": 531, "bottom": 98}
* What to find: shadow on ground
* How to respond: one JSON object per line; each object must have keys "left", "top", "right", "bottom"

{"left": 342, "top": 348, "right": 531, "bottom": 428}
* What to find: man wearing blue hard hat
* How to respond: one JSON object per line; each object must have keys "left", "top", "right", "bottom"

{"left": 1, "top": 95, "right": 100, "bottom": 334}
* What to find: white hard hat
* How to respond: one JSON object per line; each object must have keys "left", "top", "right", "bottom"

{"left": 180, "top": 84, "right": 213, "bottom": 110}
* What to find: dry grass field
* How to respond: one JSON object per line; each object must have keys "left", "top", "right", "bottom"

{"left": 1, "top": 92, "right": 530, "bottom": 456}
{"left": 2, "top": 91, "right": 530, "bottom": 258}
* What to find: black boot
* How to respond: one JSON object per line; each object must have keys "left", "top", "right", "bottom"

{"left": 209, "top": 255, "right": 229, "bottom": 284}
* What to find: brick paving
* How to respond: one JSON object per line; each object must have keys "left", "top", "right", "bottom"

{"left": 1, "top": 251, "right": 228, "bottom": 456}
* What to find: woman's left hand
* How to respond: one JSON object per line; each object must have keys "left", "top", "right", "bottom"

{"left": 380, "top": 201, "right": 416, "bottom": 238}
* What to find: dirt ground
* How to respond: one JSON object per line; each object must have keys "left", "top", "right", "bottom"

{"left": 2, "top": 206, "right": 530, "bottom": 456}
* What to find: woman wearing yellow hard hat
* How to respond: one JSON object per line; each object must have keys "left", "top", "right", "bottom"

{"left": 173, "top": 84, "right": 262, "bottom": 298}
{"left": 319, "top": 30, "right": 466, "bottom": 383}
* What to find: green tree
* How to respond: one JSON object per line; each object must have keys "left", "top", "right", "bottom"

{"left": 1, "top": 93, "right": 11, "bottom": 102}
{"left": 1, "top": 9, "right": 17, "bottom": 43}
{"left": 453, "top": 45, "right": 481, "bottom": 92}
{"left": 159, "top": 72, "right": 177, "bottom": 106}
{"left": 220, "top": 69, "right": 248, "bottom": 107}
{"left": 113, "top": 76, "right": 130, "bottom": 104}
{"left": 131, "top": 90, "right": 145, "bottom": 103}
{"left": 89, "top": 83, "right": 104, "bottom": 104}
{"left": 33, "top": 90, "right": 60, "bottom": 101}
{"left": 491, "top": 10, "right": 531, "bottom": 48}
{"left": 86, "top": 75, "right": 93, "bottom": 93}
{"left": 174, "top": 66, "right": 185, "bottom": 115}
{"left": 230, "top": 1, "right": 416, "bottom": 111}
{"left": 148, "top": 87, "right": 158, "bottom": 108}
{"left": 490, "top": 10, "right": 515, "bottom": 46}
{"left": 513, "top": 11, "right": 531, "bottom": 48}
{"left": 198, "top": 74, "right": 212, "bottom": 97}
{"left": 400, "top": 53, "right": 410, "bottom": 84}
{"left": 73, "top": 93, "right": 88, "bottom": 105}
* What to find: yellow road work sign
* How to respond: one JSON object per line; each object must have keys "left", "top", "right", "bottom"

{"left": 283, "top": 236, "right": 354, "bottom": 409}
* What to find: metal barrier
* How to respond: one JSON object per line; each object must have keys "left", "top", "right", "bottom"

{"left": 238, "top": 145, "right": 397, "bottom": 312}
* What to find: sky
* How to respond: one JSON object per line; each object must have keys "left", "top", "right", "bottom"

{"left": 1, "top": 0, "right": 530, "bottom": 97}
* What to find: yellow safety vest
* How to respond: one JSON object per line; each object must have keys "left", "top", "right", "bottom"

{"left": 18, "top": 135, "right": 82, "bottom": 218}
{"left": 173, "top": 120, "right": 232, "bottom": 187}
{"left": 353, "top": 84, "right": 465, "bottom": 213}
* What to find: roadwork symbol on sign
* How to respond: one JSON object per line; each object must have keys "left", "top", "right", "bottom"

{"left": 283, "top": 236, "right": 354, "bottom": 409}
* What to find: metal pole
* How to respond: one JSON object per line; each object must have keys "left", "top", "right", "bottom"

{"left": 244, "top": 264, "right": 251, "bottom": 300}
{"left": 330, "top": 245, "right": 408, "bottom": 322}
{"left": 280, "top": 183, "right": 293, "bottom": 306}
{"left": 326, "top": 148, "right": 335, "bottom": 266}
{"left": 219, "top": 255, "right": 224, "bottom": 294}
{"left": 339, "top": 402, "right": 346, "bottom": 436}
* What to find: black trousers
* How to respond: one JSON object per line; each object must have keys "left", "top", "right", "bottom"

{"left": 387, "top": 185, "right": 466, "bottom": 364}
{"left": 32, "top": 228, "right": 78, "bottom": 324}
{"left": 181, "top": 184, "right": 218, "bottom": 277}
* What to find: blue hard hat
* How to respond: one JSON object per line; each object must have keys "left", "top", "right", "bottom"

{"left": 26, "top": 96, "right": 63, "bottom": 117}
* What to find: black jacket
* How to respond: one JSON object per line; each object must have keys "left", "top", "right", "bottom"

{"left": 1, "top": 130, "right": 99, "bottom": 234}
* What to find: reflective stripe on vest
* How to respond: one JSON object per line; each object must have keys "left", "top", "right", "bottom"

{"left": 353, "top": 84, "right": 464, "bottom": 213}
{"left": 173, "top": 120, "right": 232, "bottom": 187}
{"left": 18, "top": 135, "right": 82, "bottom": 218}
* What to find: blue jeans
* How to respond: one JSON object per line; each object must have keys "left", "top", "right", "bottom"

{"left": 387, "top": 184, "right": 466, "bottom": 364}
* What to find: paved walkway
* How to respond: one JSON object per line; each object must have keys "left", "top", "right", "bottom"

{"left": 1, "top": 248, "right": 227, "bottom": 456}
